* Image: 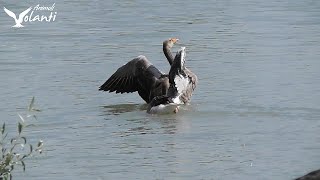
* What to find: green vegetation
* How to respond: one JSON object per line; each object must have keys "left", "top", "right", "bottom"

{"left": 0, "top": 97, "right": 43, "bottom": 180}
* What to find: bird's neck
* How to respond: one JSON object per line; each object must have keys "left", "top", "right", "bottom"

{"left": 163, "top": 44, "right": 174, "bottom": 66}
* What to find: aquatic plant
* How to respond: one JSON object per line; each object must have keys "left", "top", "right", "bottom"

{"left": 0, "top": 97, "right": 43, "bottom": 180}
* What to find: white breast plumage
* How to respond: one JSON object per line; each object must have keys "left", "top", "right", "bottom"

{"left": 174, "top": 74, "right": 189, "bottom": 93}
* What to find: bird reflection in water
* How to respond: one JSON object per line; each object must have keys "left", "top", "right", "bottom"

{"left": 101, "top": 103, "right": 147, "bottom": 115}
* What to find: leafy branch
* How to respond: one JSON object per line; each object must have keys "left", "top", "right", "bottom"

{"left": 0, "top": 97, "right": 43, "bottom": 180}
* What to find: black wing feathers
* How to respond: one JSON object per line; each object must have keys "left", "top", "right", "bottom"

{"left": 99, "top": 55, "right": 165, "bottom": 103}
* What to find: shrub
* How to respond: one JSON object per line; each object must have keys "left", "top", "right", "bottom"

{"left": 0, "top": 97, "right": 43, "bottom": 180}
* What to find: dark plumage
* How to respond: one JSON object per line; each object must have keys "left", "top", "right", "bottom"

{"left": 148, "top": 95, "right": 173, "bottom": 108}
{"left": 147, "top": 47, "right": 198, "bottom": 114}
{"left": 295, "top": 169, "right": 320, "bottom": 180}
{"left": 167, "top": 47, "right": 197, "bottom": 104}
{"left": 99, "top": 38, "right": 179, "bottom": 103}
{"left": 99, "top": 55, "right": 166, "bottom": 102}
{"left": 147, "top": 95, "right": 179, "bottom": 114}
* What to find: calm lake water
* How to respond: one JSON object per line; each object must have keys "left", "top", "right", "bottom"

{"left": 1, "top": 0, "right": 320, "bottom": 179}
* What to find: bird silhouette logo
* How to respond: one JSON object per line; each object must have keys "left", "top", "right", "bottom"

{"left": 3, "top": 7, "right": 32, "bottom": 27}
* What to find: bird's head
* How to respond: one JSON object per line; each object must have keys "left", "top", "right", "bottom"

{"left": 163, "top": 38, "right": 179, "bottom": 48}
